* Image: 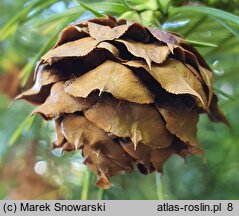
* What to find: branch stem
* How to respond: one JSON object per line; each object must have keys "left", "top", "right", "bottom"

{"left": 81, "top": 170, "right": 92, "bottom": 200}
{"left": 98, "top": 189, "right": 105, "bottom": 200}
{"left": 156, "top": 173, "right": 164, "bottom": 200}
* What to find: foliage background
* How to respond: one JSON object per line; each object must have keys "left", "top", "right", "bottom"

{"left": 0, "top": 0, "right": 238, "bottom": 199}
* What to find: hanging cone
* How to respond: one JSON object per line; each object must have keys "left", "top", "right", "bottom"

{"left": 17, "top": 16, "right": 228, "bottom": 189}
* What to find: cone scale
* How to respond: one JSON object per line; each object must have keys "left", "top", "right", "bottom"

{"left": 17, "top": 16, "right": 227, "bottom": 189}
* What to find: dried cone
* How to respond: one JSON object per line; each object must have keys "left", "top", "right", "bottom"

{"left": 17, "top": 16, "right": 228, "bottom": 189}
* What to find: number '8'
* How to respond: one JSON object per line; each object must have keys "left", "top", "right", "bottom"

{"left": 227, "top": 203, "right": 233, "bottom": 211}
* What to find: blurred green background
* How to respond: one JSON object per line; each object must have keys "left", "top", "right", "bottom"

{"left": 0, "top": 0, "right": 238, "bottom": 200}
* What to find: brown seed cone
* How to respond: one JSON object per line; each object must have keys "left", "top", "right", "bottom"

{"left": 17, "top": 16, "right": 227, "bottom": 189}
